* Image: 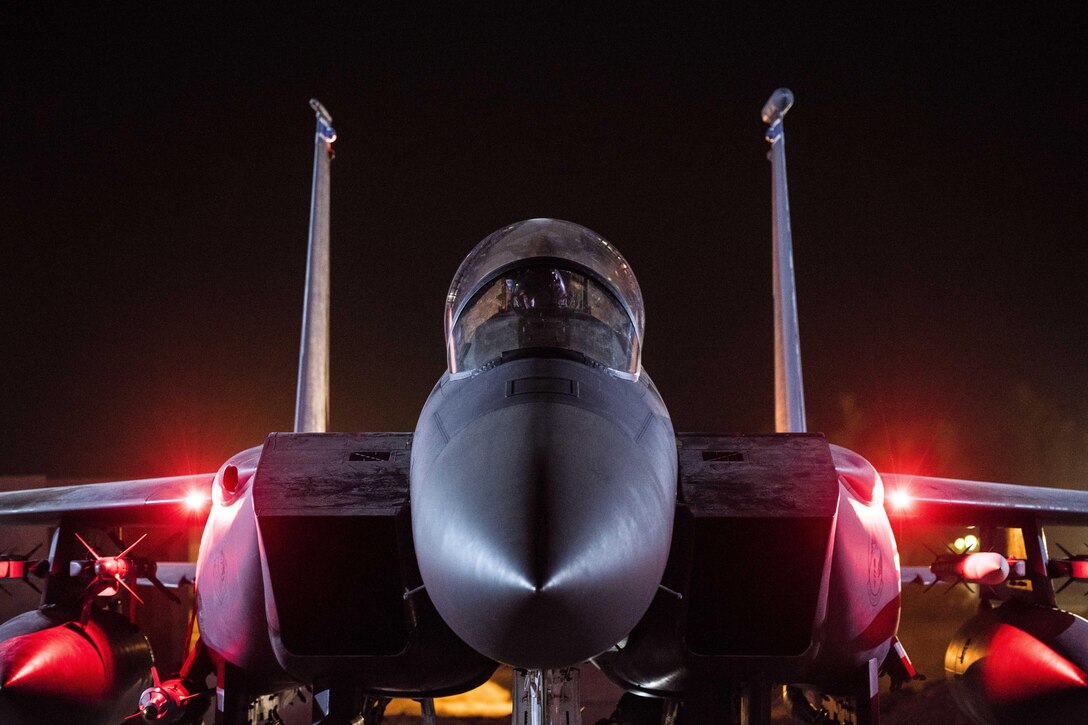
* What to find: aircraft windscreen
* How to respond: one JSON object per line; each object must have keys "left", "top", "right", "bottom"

{"left": 450, "top": 266, "right": 637, "bottom": 373}
{"left": 445, "top": 219, "right": 644, "bottom": 376}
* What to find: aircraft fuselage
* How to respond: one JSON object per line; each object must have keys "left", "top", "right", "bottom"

{"left": 411, "top": 353, "right": 678, "bottom": 669}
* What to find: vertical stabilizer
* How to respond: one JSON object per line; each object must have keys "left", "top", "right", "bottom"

{"left": 762, "top": 88, "right": 807, "bottom": 433}
{"left": 294, "top": 99, "right": 336, "bottom": 433}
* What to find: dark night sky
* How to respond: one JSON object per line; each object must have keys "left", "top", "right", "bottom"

{"left": 2, "top": 5, "right": 1086, "bottom": 486}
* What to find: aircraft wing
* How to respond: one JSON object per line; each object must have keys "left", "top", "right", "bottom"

{"left": 882, "top": 474, "right": 1088, "bottom": 527}
{"left": 0, "top": 474, "right": 215, "bottom": 527}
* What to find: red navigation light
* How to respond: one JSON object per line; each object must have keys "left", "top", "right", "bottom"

{"left": 185, "top": 490, "right": 208, "bottom": 512}
{"left": 1071, "top": 560, "right": 1088, "bottom": 579}
{"left": 888, "top": 489, "right": 912, "bottom": 511}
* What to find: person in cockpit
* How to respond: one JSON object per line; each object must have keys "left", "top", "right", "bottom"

{"left": 445, "top": 219, "right": 644, "bottom": 379}
{"left": 507, "top": 267, "right": 570, "bottom": 310}
{"left": 453, "top": 263, "right": 632, "bottom": 374}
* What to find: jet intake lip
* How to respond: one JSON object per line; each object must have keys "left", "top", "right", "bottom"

{"left": 412, "top": 401, "right": 675, "bottom": 669}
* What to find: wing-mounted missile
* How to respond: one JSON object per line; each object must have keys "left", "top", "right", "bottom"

{"left": 1, "top": 526, "right": 192, "bottom": 617}
{"left": 122, "top": 665, "right": 212, "bottom": 724}
{"left": 72, "top": 532, "right": 181, "bottom": 603}
{"left": 74, "top": 532, "right": 148, "bottom": 603}
{"left": 902, "top": 550, "right": 1026, "bottom": 589}
{"left": 934, "top": 551, "right": 1016, "bottom": 586}
{"left": 945, "top": 601, "right": 1088, "bottom": 725}
{"left": 69, "top": 531, "right": 185, "bottom": 623}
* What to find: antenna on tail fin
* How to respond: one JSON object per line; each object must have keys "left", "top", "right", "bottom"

{"left": 294, "top": 99, "right": 336, "bottom": 433}
{"left": 762, "top": 88, "right": 807, "bottom": 433}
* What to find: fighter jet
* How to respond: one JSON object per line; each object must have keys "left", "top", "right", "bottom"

{"left": 1, "top": 91, "right": 1087, "bottom": 725}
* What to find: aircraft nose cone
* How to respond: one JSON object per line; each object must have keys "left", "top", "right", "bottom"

{"left": 412, "top": 402, "right": 674, "bottom": 669}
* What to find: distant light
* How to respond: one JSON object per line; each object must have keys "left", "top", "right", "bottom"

{"left": 185, "top": 490, "right": 208, "bottom": 512}
{"left": 888, "top": 489, "right": 912, "bottom": 510}
{"left": 953, "top": 534, "right": 980, "bottom": 554}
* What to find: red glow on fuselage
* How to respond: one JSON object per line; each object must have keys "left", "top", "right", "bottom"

{"left": 3, "top": 649, "right": 56, "bottom": 689}
{"left": 0, "top": 624, "right": 112, "bottom": 697}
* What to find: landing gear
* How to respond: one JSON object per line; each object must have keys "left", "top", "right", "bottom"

{"left": 595, "top": 693, "right": 666, "bottom": 725}
{"left": 850, "top": 659, "right": 879, "bottom": 725}
{"left": 310, "top": 679, "right": 391, "bottom": 724}
{"left": 359, "top": 695, "right": 391, "bottom": 724}
{"left": 513, "top": 667, "right": 582, "bottom": 725}
{"left": 740, "top": 675, "right": 771, "bottom": 725}
{"left": 680, "top": 681, "right": 772, "bottom": 724}
{"left": 215, "top": 660, "right": 252, "bottom": 725}
{"left": 417, "top": 697, "right": 437, "bottom": 725}
{"left": 784, "top": 661, "right": 882, "bottom": 725}
{"left": 784, "top": 686, "right": 837, "bottom": 723}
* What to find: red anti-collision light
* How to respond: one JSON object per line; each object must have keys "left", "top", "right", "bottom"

{"left": 185, "top": 490, "right": 209, "bottom": 511}
{"left": 1071, "top": 560, "right": 1088, "bottom": 579}
{"left": 888, "top": 489, "right": 912, "bottom": 511}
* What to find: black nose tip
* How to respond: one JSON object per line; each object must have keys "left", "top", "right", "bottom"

{"left": 412, "top": 401, "right": 674, "bottom": 668}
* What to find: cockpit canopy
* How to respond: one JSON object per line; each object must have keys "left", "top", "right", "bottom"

{"left": 445, "top": 219, "right": 644, "bottom": 377}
